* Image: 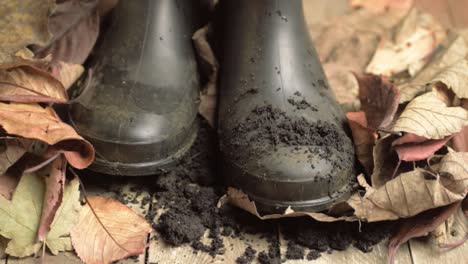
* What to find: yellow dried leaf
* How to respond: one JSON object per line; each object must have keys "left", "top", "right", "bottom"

{"left": 393, "top": 91, "right": 468, "bottom": 139}
{"left": 0, "top": 0, "right": 54, "bottom": 65}
{"left": 0, "top": 174, "right": 79, "bottom": 257}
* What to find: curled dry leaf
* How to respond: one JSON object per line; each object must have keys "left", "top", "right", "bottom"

{"left": 0, "top": 103, "right": 94, "bottom": 169}
{"left": 393, "top": 133, "right": 453, "bottom": 162}
{"left": 366, "top": 9, "right": 445, "bottom": 77}
{"left": 388, "top": 202, "right": 461, "bottom": 264}
{"left": 432, "top": 59, "right": 468, "bottom": 99}
{"left": 221, "top": 187, "right": 356, "bottom": 222}
{"left": 0, "top": 65, "right": 68, "bottom": 103}
{"left": 346, "top": 111, "right": 376, "bottom": 175}
{"left": 349, "top": 0, "right": 413, "bottom": 13}
{"left": 399, "top": 34, "right": 468, "bottom": 103}
{"left": 371, "top": 135, "right": 399, "bottom": 188}
{"left": 367, "top": 152, "right": 468, "bottom": 219}
{"left": 393, "top": 91, "right": 468, "bottom": 139}
{"left": 32, "top": 0, "right": 100, "bottom": 65}
{"left": 71, "top": 196, "right": 152, "bottom": 264}
{"left": 0, "top": 0, "right": 54, "bottom": 65}
{"left": 36, "top": 155, "right": 66, "bottom": 242}
{"left": 45, "top": 177, "right": 81, "bottom": 255}
{"left": 193, "top": 24, "right": 218, "bottom": 127}
{"left": 355, "top": 73, "right": 400, "bottom": 129}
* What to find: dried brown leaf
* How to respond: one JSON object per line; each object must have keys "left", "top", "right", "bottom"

{"left": 32, "top": 0, "right": 100, "bottom": 64}
{"left": 0, "top": 103, "right": 94, "bottom": 169}
{"left": 388, "top": 202, "right": 461, "bottom": 264}
{"left": 49, "top": 61, "right": 84, "bottom": 90}
{"left": 71, "top": 196, "right": 152, "bottom": 264}
{"left": 371, "top": 135, "right": 399, "bottom": 188}
{"left": 97, "top": 0, "right": 119, "bottom": 17}
{"left": 393, "top": 133, "right": 452, "bottom": 162}
{"left": 346, "top": 111, "right": 376, "bottom": 175}
{"left": 0, "top": 138, "right": 31, "bottom": 200}
{"left": 393, "top": 91, "right": 468, "bottom": 139}
{"left": 432, "top": 59, "right": 468, "bottom": 99}
{"left": 355, "top": 73, "right": 400, "bottom": 129}
{"left": 349, "top": 0, "right": 413, "bottom": 13}
{"left": 193, "top": 24, "right": 218, "bottom": 127}
{"left": 368, "top": 152, "right": 468, "bottom": 218}
{"left": 221, "top": 187, "right": 356, "bottom": 222}
{"left": 0, "top": 66, "right": 68, "bottom": 103}
{"left": 366, "top": 9, "right": 445, "bottom": 77}
{"left": 0, "top": 0, "right": 54, "bottom": 65}
{"left": 399, "top": 34, "right": 468, "bottom": 103}
{"left": 36, "top": 155, "right": 66, "bottom": 242}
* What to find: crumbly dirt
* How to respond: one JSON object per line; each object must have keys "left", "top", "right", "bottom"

{"left": 110, "top": 117, "right": 395, "bottom": 261}
{"left": 281, "top": 217, "right": 397, "bottom": 259}
{"left": 236, "top": 246, "right": 257, "bottom": 264}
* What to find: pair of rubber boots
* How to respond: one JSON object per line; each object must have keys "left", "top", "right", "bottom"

{"left": 68, "top": 0, "right": 355, "bottom": 213}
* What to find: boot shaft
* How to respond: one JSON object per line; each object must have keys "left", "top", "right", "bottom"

{"left": 217, "top": 0, "right": 343, "bottom": 127}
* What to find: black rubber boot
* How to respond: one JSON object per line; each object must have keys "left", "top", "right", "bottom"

{"left": 217, "top": 0, "right": 356, "bottom": 212}
{"left": 68, "top": 0, "right": 200, "bottom": 176}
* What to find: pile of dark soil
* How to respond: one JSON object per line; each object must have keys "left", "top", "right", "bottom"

{"left": 145, "top": 117, "right": 394, "bottom": 262}
{"left": 149, "top": 118, "right": 277, "bottom": 257}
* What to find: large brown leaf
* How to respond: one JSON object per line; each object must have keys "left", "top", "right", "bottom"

{"left": 367, "top": 152, "right": 468, "bottom": 218}
{"left": 355, "top": 73, "right": 400, "bottom": 130}
{"left": 0, "top": 103, "right": 94, "bottom": 169}
{"left": 33, "top": 0, "right": 99, "bottom": 64}
{"left": 388, "top": 202, "right": 461, "bottom": 264}
{"left": 393, "top": 133, "right": 452, "bottom": 162}
{"left": 366, "top": 9, "right": 445, "bottom": 77}
{"left": 0, "top": 0, "right": 54, "bottom": 65}
{"left": 399, "top": 34, "right": 468, "bottom": 103}
{"left": 71, "top": 196, "right": 152, "bottom": 264}
{"left": 0, "top": 65, "right": 68, "bottom": 103}
{"left": 393, "top": 91, "right": 468, "bottom": 139}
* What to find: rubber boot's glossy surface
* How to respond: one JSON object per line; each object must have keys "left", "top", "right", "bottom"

{"left": 68, "top": 0, "right": 200, "bottom": 176}
{"left": 217, "top": 0, "right": 356, "bottom": 212}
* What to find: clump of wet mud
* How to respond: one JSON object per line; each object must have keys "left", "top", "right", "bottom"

{"left": 146, "top": 118, "right": 393, "bottom": 261}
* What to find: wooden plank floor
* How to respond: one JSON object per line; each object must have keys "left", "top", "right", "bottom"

{"left": 2, "top": 1, "right": 468, "bottom": 263}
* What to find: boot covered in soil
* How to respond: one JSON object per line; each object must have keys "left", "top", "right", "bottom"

{"left": 68, "top": 0, "right": 201, "bottom": 176}
{"left": 217, "top": 0, "right": 356, "bottom": 212}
